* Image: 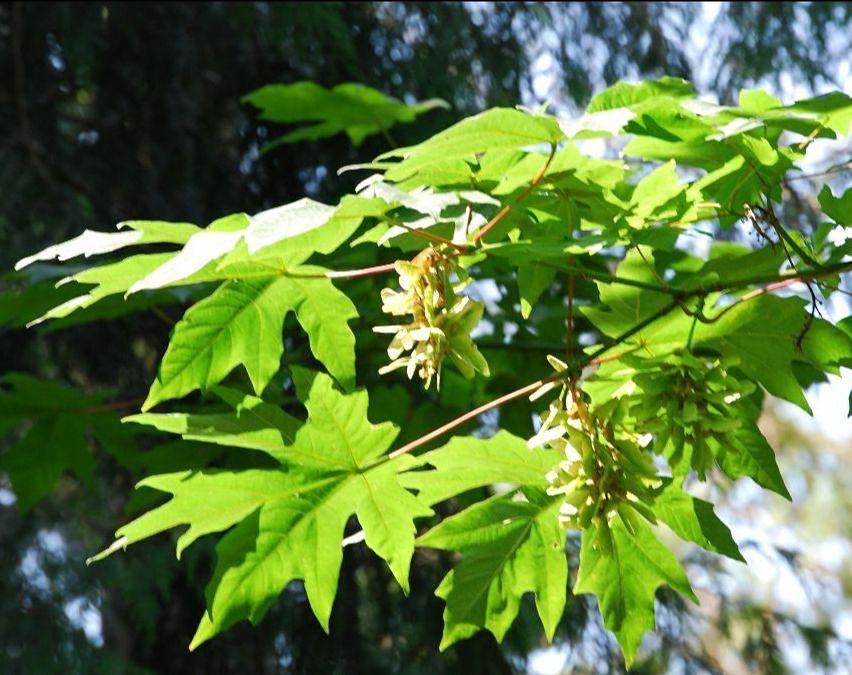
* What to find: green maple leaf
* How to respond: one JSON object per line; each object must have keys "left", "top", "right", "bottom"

{"left": 652, "top": 479, "right": 744, "bottom": 561}
{"left": 417, "top": 489, "right": 566, "bottom": 649}
{"left": 574, "top": 518, "right": 698, "bottom": 667}
{"left": 0, "top": 373, "right": 139, "bottom": 511}
{"left": 14, "top": 220, "right": 199, "bottom": 271}
{"left": 695, "top": 295, "right": 850, "bottom": 412}
{"left": 401, "top": 431, "right": 560, "bottom": 506}
{"left": 244, "top": 81, "right": 448, "bottom": 148}
{"left": 126, "top": 388, "right": 301, "bottom": 461}
{"left": 24, "top": 253, "right": 180, "bottom": 325}
{"left": 94, "top": 369, "right": 432, "bottom": 648}
{"left": 88, "top": 468, "right": 311, "bottom": 562}
{"left": 379, "top": 107, "right": 564, "bottom": 182}
{"left": 713, "top": 427, "right": 790, "bottom": 498}
{"left": 143, "top": 270, "right": 357, "bottom": 410}
{"left": 818, "top": 185, "right": 852, "bottom": 225}
{"left": 518, "top": 261, "right": 557, "bottom": 319}
{"left": 26, "top": 203, "right": 361, "bottom": 328}
{"left": 586, "top": 77, "right": 695, "bottom": 112}
{"left": 2, "top": 414, "right": 94, "bottom": 512}
{"left": 579, "top": 249, "right": 679, "bottom": 349}
{"left": 581, "top": 251, "right": 852, "bottom": 411}
{"left": 628, "top": 160, "right": 685, "bottom": 219}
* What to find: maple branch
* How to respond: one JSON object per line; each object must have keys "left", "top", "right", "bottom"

{"left": 695, "top": 259, "right": 852, "bottom": 295}
{"left": 703, "top": 275, "right": 820, "bottom": 326}
{"left": 387, "top": 375, "right": 558, "bottom": 459}
{"left": 818, "top": 280, "right": 852, "bottom": 298}
{"left": 566, "top": 261, "right": 575, "bottom": 361}
{"left": 738, "top": 163, "right": 822, "bottom": 268}
{"left": 477, "top": 340, "right": 573, "bottom": 352}
{"left": 75, "top": 399, "right": 143, "bottom": 415}
{"left": 531, "top": 259, "right": 674, "bottom": 294}
{"left": 472, "top": 145, "right": 556, "bottom": 244}
{"left": 391, "top": 221, "right": 461, "bottom": 249}
{"left": 784, "top": 161, "right": 851, "bottom": 182}
{"left": 534, "top": 258, "right": 852, "bottom": 299}
{"left": 387, "top": 300, "right": 680, "bottom": 459}
{"left": 323, "top": 263, "right": 397, "bottom": 279}
{"left": 765, "top": 214, "right": 822, "bottom": 269}
{"left": 314, "top": 244, "right": 851, "bottom": 285}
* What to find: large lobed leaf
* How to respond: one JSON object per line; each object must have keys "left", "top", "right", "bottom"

{"left": 401, "top": 431, "right": 561, "bottom": 506}
{"left": 575, "top": 519, "right": 698, "bottom": 667}
{"left": 0, "top": 374, "right": 138, "bottom": 511}
{"left": 95, "top": 369, "right": 433, "bottom": 648}
{"left": 379, "top": 107, "right": 565, "bottom": 182}
{"left": 143, "top": 269, "right": 357, "bottom": 410}
{"left": 244, "top": 81, "right": 449, "bottom": 147}
{"left": 418, "top": 490, "right": 566, "bottom": 649}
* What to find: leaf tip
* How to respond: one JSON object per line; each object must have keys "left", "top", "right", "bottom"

{"left": 86, "top": 536, "right": 128, "bottom": 565}
{"left": 189, "top": 613, "right": 215, "bottom": 651}
{"left": 139, "top": 393, "right": 157, "bottom": 413}
{"left": 437, "top": 634, "right": 456, "bottom": 652}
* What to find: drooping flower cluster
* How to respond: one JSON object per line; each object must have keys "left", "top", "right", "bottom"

{"left": 374, "top": 247, "right": 489, "bottom": 389}
{"left": 530, "top": 357, "right": 660, "bottom": 552}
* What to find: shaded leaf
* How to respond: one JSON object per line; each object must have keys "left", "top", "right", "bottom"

{"left": 653, "top": 480, "right": 744, "bottom": 561}
{"left": 127, "top": 389, "right": 300, "bottom": 461}
{"left": 245, "top": 81, "right": 448, "bottom": 147}
{"left": 714, "top": 427, "right": 791, "bottom": 499}
{"left": 575, "top": 518, "right": 698, "bottom": 666}
{"left": 418, "top": 489, "right": 566, "bottom": 648}
{"left": 0, "top": 374, "right": 136, "bottom": 510}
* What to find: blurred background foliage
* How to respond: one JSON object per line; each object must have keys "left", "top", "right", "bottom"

{"left": 0, "top": 2, "right": 850, "bottom": 673}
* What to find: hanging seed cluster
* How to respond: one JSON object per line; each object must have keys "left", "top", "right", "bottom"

{"left": 529, "top": 358, "right": 661, "bottom": 553}
{"left": 628, "top": 350, "right": 754, "bottom": 477}
{"left": 374, "top": 247, "right": 489, "bottom": 389}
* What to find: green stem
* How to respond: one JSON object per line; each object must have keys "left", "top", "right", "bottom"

{"left": 472, "top": 145, "right": 556, "bottom": 244}
{"left": 584, "top": 301, "right": 680, "bottom": 363}
{"left": 530, "top": 257, "right": 851, "bottom": 299}
{"left": 769, "top": 220, "right": 823, "bottom": 268}
{"left": 686, "top": 314, "right": 698, "bottom": 350}
{"left": 532, "top": 259, "right": 674, "bottom": 294}
{"left": 692, "top": 260, "right": 851, "bottom": 295}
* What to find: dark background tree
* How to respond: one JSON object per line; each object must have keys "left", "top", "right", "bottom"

{"left": 1, "top": 2, "right": 849, "bottom": 673}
